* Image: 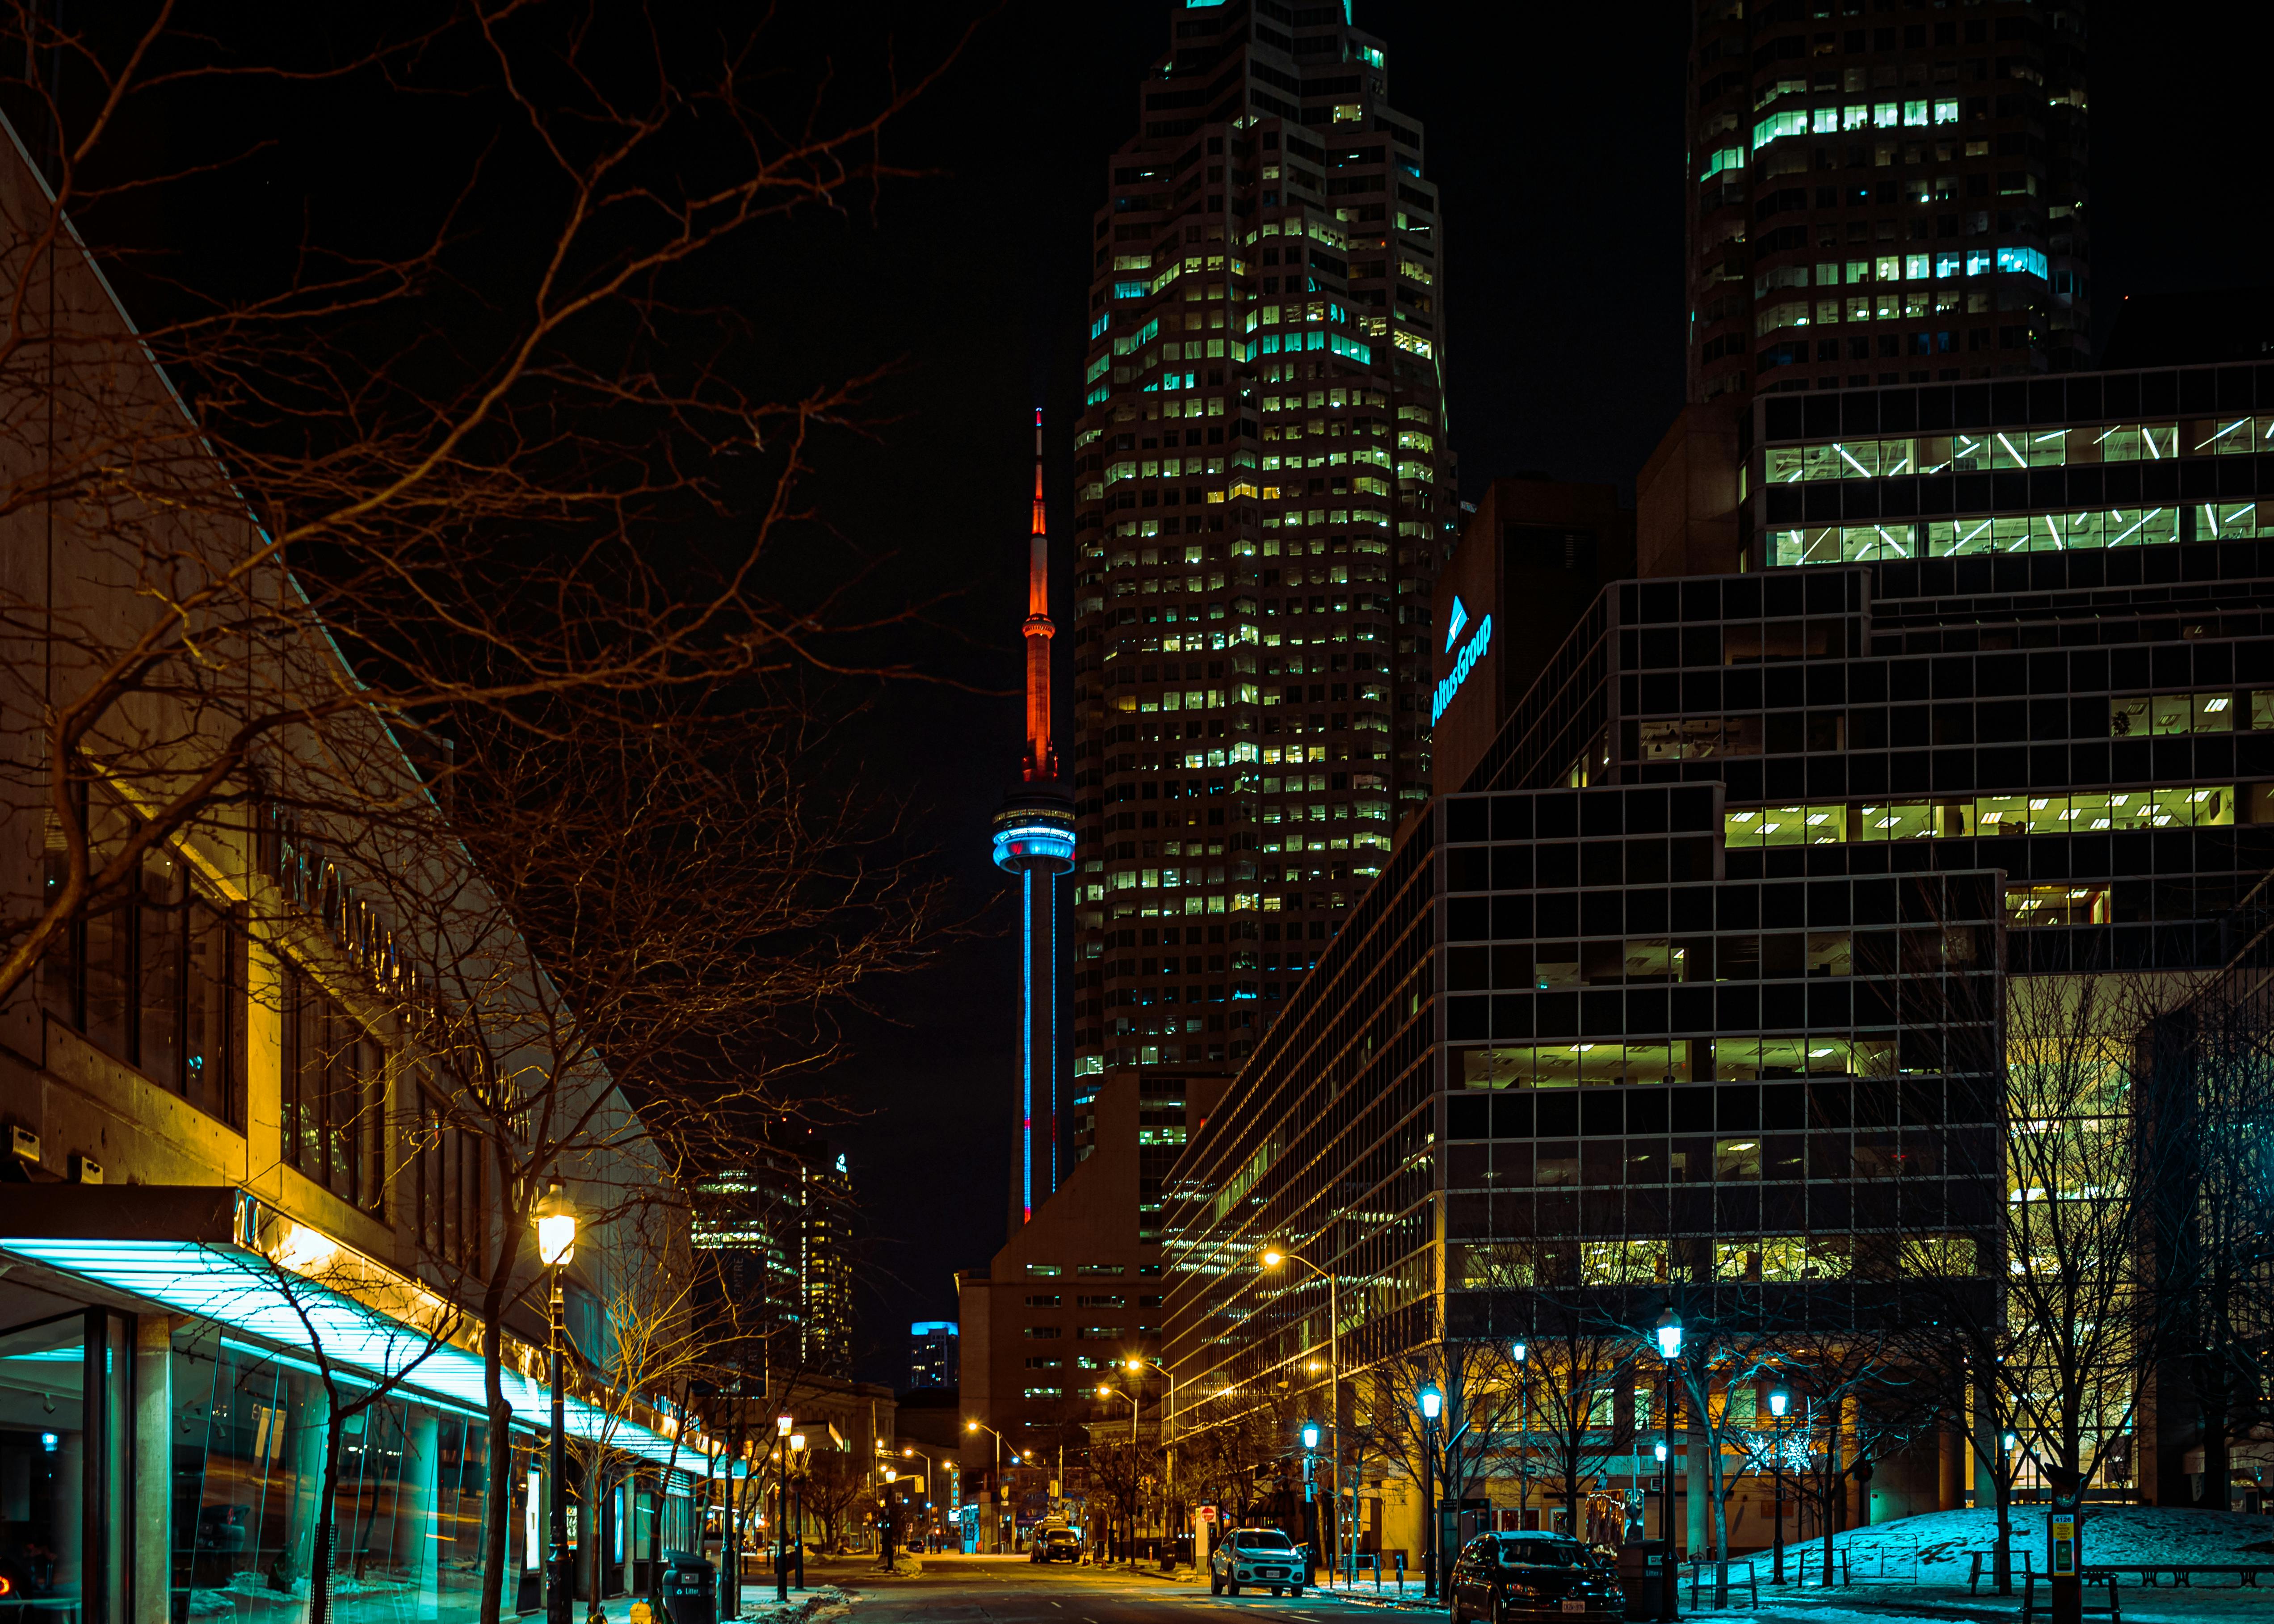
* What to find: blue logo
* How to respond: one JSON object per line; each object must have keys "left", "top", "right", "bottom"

{"left": 1432, "top": 610, "right": 1492, "bottom": 728}
{"left": 1445, "top": 596, "right": 1468, "bottom": 652}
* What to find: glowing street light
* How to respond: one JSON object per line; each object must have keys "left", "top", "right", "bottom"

{"left": 533, "top": 1183, "right": 576, "bottom": 1624}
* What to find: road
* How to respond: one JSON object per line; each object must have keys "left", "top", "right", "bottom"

{"left": 838, "top": 1552, "right": 1447, "bottom": 1624}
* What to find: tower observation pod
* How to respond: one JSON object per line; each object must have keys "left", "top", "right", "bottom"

{"left": 994, "top": 409, "right": 1075, "bottom": 1228}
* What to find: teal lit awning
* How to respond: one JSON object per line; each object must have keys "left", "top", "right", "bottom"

{"left": 0, "top": 1186, "right": 710, "bottom": 1472}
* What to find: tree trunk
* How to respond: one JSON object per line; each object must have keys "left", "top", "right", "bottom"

{"left": 1824, "top": 1425, "right": 1841, "bottom": 1588}
{"left": 1707, "top": 1426, "right": 1731, "bottom": 1607}
{"left": 1995, "top": 1467, "right": 2014, "bottom": 1596}
{"left": 479, "top": 1308, "right": 514, "bottom": 1624}
{"left": 311, "top": 1411, "right": 345, "bottom": 1624}
{"left": 588, "top": 1464, "right": 605, "bottom": 1620}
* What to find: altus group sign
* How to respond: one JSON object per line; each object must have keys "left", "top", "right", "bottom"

{"left": 1432, "top": 596, "right": 1492, "bottom": 727}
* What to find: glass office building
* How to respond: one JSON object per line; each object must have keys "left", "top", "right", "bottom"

{"left": 1161, "top": 362, "right": 2274, "bottom": 1512}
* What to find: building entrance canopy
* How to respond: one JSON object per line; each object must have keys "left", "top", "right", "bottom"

{"left": 0, "top": 1184, "right": 707, "bottom": 1470}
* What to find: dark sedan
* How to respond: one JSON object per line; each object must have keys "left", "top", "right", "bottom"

{"left": 1448, "top": 1533, "right": 1624, "bottom": 1624}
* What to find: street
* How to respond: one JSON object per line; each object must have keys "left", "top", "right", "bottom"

{"left": 838, "top": 1553, "right": 1447, "bottom": 1623}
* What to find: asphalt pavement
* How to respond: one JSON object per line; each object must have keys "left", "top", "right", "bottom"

{"left": 834, "top": 1552, "right": 1450, "bottom": 1624}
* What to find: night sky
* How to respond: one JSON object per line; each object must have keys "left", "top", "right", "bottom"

{"left": 775, "top": 0, "right": 2274, "bottom": 1388}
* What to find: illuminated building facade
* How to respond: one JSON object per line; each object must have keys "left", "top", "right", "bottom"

{"left": 908, "top": 1320, "right": 959, "bottom": 1389}
{"left": 995, "top": 411, "right": 1078, "bottom": 1227}
{"left": 1686, "top": 0, "right": 2092, "bottom": 407}
{"left": 691, "top": 1136, "right": 856, "bottom": 1380}
{"left": 1068, "top": 0, "right": 1458, "bottom": 1135}
{"left": 1165, "top": 358, "right": 2274, "bottom": 1542}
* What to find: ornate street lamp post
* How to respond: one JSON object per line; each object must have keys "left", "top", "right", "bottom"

{"left": 535, "top": 1184, "right": 579, "bottom": 1624}
{"left": 1418, "top": 1383, "right": 1443, "bottom": 1600}
{"left": 1768, "top": 1386, "right": 1791, "bottom": 1586}
{"left": 1655, "top": 1310, "right": 1685, "bottom": 1623}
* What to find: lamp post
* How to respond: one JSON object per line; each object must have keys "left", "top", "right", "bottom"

{"left": 1655, "top": 1311, "right": 1685, "bottom": 1624}
{"left": 1418, "top": 1383, "right": 1443, "bottom": 1600}
{"left": 1263, "top": 1246, "right": 1349, "bottom": 1586}
{"left": 1300, "top": 1418, "right": 1324, "bottom": 1586}
{"left": 967, "top": 1421, "right": 1013, "bottom": 1553}
{"left": 772, "top": 1413, "right": 793, "bottom": 1601}
{"left": 1097, "top": 1385, "right": 1140, "bottom": 1563}
{"left": 1125, "top": 1356, "right": 1181, "bottom": 1549}
{"left": 789, "top": 1433, "right": 807, "bottom": 1588}
{"left": 534, "top": 1183, "right": 578, "bottom": 1624}
{"left": 1512, "top": 1339, "right": 1530, "bottom": 1531}
{"left": 1768, "top": 1386, "right": 1791, "bottom": 1586}
{"left": 903, "top": 1449, "right": 937, "bottom": 1557}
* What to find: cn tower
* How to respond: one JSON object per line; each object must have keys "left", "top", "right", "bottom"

{"left": 991, "top": 409, "right": 1075, "bottom": 1228}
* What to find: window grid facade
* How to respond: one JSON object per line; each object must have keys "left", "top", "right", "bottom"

{"left": 1165, "top": 387, "right": 2274, "bottom": 1433}
{"left": 1069, "top": 0, "right": 1456, "bottom": 1111}
{"left": 1686, "top": 0, "right": 2090, "bottom": 406}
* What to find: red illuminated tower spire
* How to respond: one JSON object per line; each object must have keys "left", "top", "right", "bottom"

{"left": 1023, "top": 408, "right": 1059, "bottom": 783}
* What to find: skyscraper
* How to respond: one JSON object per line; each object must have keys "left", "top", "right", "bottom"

{"left": 691, "top": 1135, "right": 856, "bottom": 1380}
{"left": 1685, "top": 0, "right": 2092, "bottom": 406}
{"left": 1068, "top": 0, "right": 1456, "bottom": 1121}
{"left": 993, "top": 411, "right": 1077, "bottom": 1227}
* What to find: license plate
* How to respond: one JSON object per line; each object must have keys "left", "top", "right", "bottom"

{"left": 1561, "top": 1602, "right": 1587, "bottom": 1614}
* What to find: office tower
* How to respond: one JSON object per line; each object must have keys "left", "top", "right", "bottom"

{"left": 993, "top": 412, "right": 1077, "bottom": 1228}
{"left": 908, "top": 1320, "right": 960, "bottom": 1390}
{"left": 1686, "top": 0, "right": 2092, "bottom": 406}
{"left": 1165, "top": 356, "right": 2274, "bottom": 1555}
{"left": 692, "top": 1136, "right": 857, "bottom": 1380}
{"left": 1068, "top": 0, "right": 1457, "bottom": 1115}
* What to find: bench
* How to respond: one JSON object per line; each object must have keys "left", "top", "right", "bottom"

{"left": 1685, "top": 1557, "right": 1761, "bottom": 1609}
{"left": 2087, "top": 1565, "right": 2274, "bottom": 1589}
{"left": 1970, "top": 1548, "right": 2036, "bottom": 1593}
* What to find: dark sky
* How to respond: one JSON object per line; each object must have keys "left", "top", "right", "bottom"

{"left": 752, "top": 0, "right": 2273, "bottom": 1389}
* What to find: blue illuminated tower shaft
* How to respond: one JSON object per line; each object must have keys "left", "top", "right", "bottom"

{"left": 993, "top": 408, "right": 1073, "bottom": 1228}
{"left": 995, "top": 797, "right": 1073, "bottom": 1224}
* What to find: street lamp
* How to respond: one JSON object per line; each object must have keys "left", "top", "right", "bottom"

{"left": 903, "top": 1447, "right": 937, "bottom": 1557}
{"left": 1263, "top": 1245, "right": 1350, "bottom": 1587}
{"left": 534, "top": 1182, "right": 577, "bottom": 1624}
{"left": 1417, "top": 1383, "right": 1443, "bottom": 1600}
{"left": 788, "top": 1433, "right": 808, "bottom": 1589}
{"left": 773, "top": 1413, "right": 793, "bottom": 1601}
{"left": 967, "top": 1420, "right": 1015, "bottom": 1554}
{"left": 1097, "top": 1385, "right": 1141, "bottom": 1565}
{"left": 1299, "top": 1417, "right": 1325, "bottom": 1585}
{"left": 1768, "top": 1385, "right": 1791, "bottom": 1586}
{"left": 1654, "top": 1310, "right": 1684, "bottom": 1624}
{"left": 1126, "top": 1355, "right": 1182, "bottom": 1550}
{"left": 1511, "top": 1339, "right": 1530, "bottom": 1530}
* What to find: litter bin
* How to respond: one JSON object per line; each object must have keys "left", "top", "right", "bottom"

{"left": 1618, "top": 1540, "right": 1669, "bottom": 1622}
{"left": 662, "top": 1552, "right": 717, "bottom": 1624}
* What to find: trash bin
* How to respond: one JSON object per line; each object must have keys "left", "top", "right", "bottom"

{"left": 662, "top": 1552, "right": 717, "bottom": 1624}
{"left": 1618, "top": 1540, "right": 1669, "bottom": 1622}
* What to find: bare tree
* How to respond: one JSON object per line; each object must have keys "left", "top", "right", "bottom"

{"left": 1897, "top": 969, "right": 2188, "bottom": 1592}
{"left": 1360, "top": 1334, "right": 1528, "bottom": 1575}
{"left": 0, "top": 2, "right": 978, "bottom": 1013}
{"left": 2144, "top": 978, "right": 2274, "bottom": 1507}
{"left": 265, "top": 698, "right": 949, "bottom": 1623}
{"left": 198, "top": 1228, "right": 463, "bottom": 1624}
{"left": 802, "top": 1446, "right": 870, "bottom": 1555}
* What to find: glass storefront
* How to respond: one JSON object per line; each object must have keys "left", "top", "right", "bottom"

{"left": 0, "top": 1311, "right": 126, "bottom": 1621}
{"left": 0, "top": 1308, "right": 699, "bottom": 1624}
{"left": 171, "top": 1325, "right": 498, "bottom": 1621}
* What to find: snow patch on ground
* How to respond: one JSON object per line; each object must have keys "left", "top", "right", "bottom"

{"left": 1823, "top": 1504, "right": 2274, "bottom": 1572}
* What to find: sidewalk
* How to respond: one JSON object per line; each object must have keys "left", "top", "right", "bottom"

{"left": 1120, "top": 1561, "right": 1449, "bottom": 1612}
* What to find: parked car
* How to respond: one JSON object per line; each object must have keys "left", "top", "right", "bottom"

{"left": 1449, "top": 1533, "right": 1624, "bottom": 1624}
{"left": 1208, "top": 1527, "right": 1306, "bottom": 1597}
{"left": 1031, "top": 1527, "right": 1083, "bottom": 1564}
